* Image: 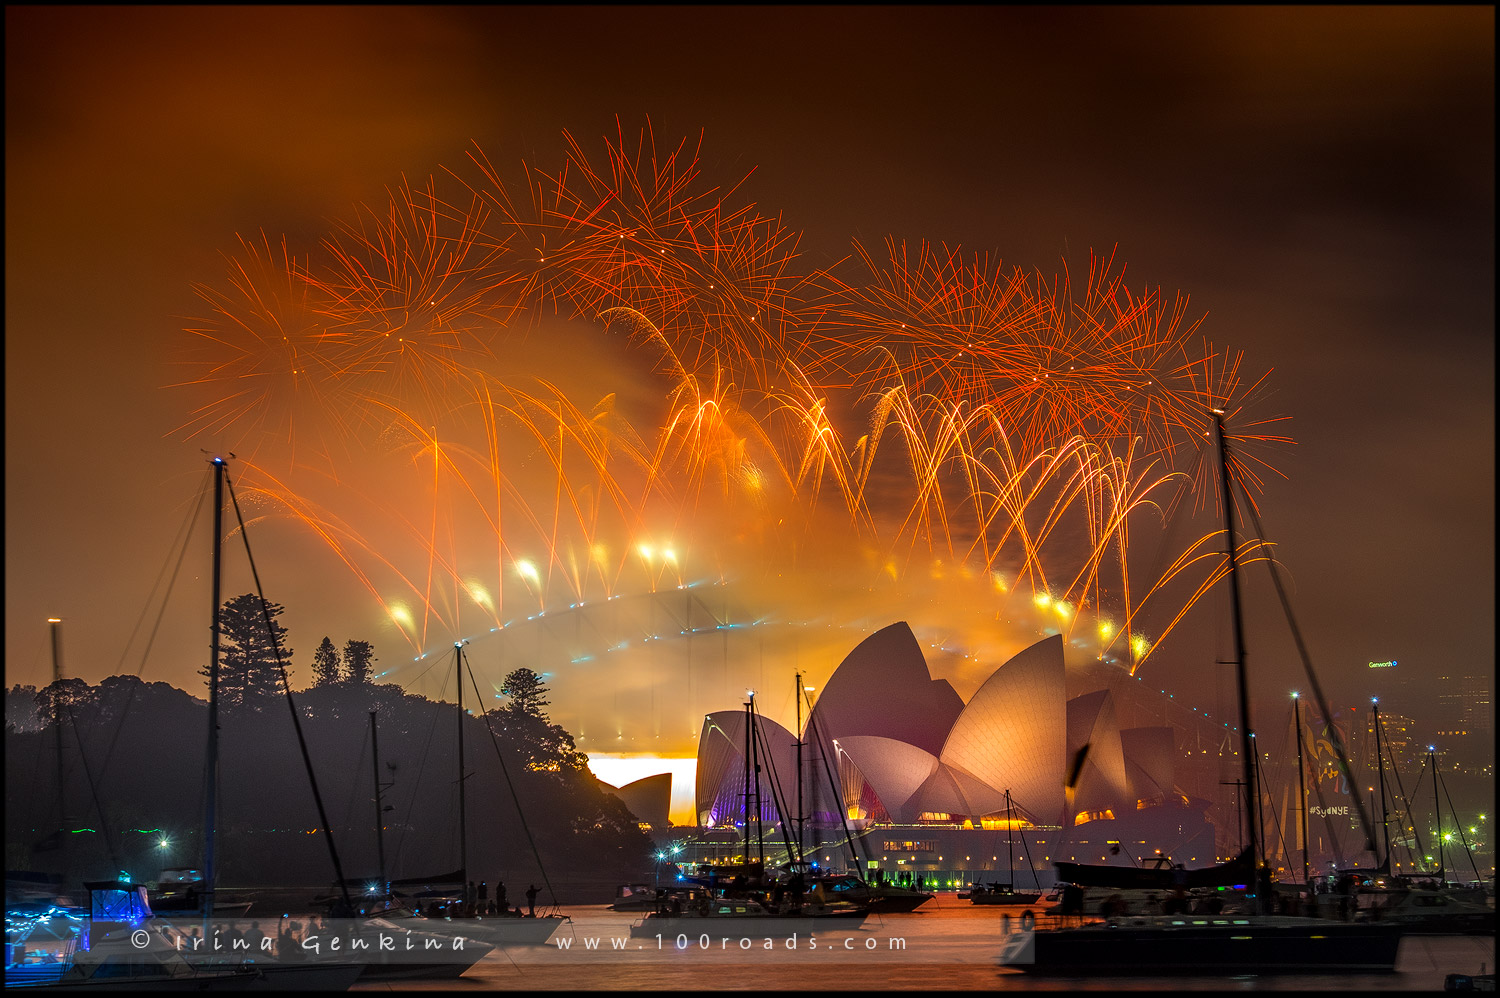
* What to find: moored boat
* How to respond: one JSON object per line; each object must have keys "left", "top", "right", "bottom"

{"left": 819, "top": 874, "right": 933, "bottom": 912}
{"left": 1000, "top": 413, "right": 1403, "bottom": 975}
{"left": 998, "top": 913, "right": 1404, "bottom": 975}
{"left": 148, "top": 870, "right": 252, "bottom": 918}
{"left": 970, "top": 789, "right": 1044, "bottom": 906}
{"left": 627, "top": 887, "right": 870, "bottom": 939}
{"left": 969, "top": 883, "right": 1042, "bottom": 906}
{"left": 4, "top": 880, "right": 365, "bottom": 991}
{"left": 607, "top": 884, "right": 661, "bottom": 912}
{"left": 1365, "top": 887, "right": 1496, "bottom": 935}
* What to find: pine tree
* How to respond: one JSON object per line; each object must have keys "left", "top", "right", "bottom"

{"left": 491, "top": 669, "right": 585, "bottom": 774}
{"left": 499, "top": 668, "right": 550, "bottom": 719}
{"left": 342, "top": 639, "right": 376, "bottom": 684}
{"left": 310, "top": 636, "right": 342, "bottom": 687}
{"left": 204, "top": 594, "right": 292, "bottom": 711}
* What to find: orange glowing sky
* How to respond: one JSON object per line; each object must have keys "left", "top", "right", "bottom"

{"left": 5, "top": 7, "right": 1492, "bottom": 771}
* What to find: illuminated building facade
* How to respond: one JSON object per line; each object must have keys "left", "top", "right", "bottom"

{"left": 1435, "top": 674, "right": 1492, "bottom": 741}
{"left": 686, "top": 622, "right": 1219, "bottom": 885}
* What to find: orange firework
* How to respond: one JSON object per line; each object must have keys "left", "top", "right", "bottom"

{"left": 460, "top": 122, "right": 804, "bottom": 392}
{"left": 175, "top": 125, "right": 1288, "bottom": 678}
{"left": 809, "top": 238, "right": 1276, "bottom": 468}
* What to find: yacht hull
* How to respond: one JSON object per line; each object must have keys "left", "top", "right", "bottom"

{"left": 629, "top": 912, "right": 870, "bottom": 940}
{"left": 388, "top": 913, "right": 565, "bottom": 947}
{"left": 971, "top": 891, "right": 1042, "bottom": 906}
{"left": 999, "top": 916, "right": 1404, "bottom": 975}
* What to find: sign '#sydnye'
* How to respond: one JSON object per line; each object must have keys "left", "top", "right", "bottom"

{"left": 1309, "top": 805, "right": 1350, "bottom": 817}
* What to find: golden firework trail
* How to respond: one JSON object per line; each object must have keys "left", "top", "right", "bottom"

{"left": 174, "top": 123, "right": 1289, "bottom": 678}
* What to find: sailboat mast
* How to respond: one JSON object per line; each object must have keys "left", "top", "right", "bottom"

{"left": 1430, "top": 745, "right": 1442, "bottom": 879}
{"left": 1293, "top": 693, "right": 1310, "bottom": 886}
{"left": 48, "top": 618, "right": 64, "bottom": 844}
{"left": 371, "top": 711, "right": 387, "bottom": 893}
{"left": 1006, "top": 789, "right": 1015, "bottom": 886}
{"left": 1372, "top": 700, "right": 1391, "bottom": 867}
{"left": 747, "top": 693, "right": 766, "bottom": 870}
{"left": 1213, "top": 412, "right": 1262, "bottom": 905}
{"left": 742, "top": 696, "right": 752, "bottom": 866}
{"left": 456, "top": 644, "right": 468, "bottom": 895}
{"left": 203, "top": 456, "right": 226, "bottom": 921}
{"left": 795, "top": 671, "right": 804, "bottom": 861}
{"left": 804, "top": 684, "right": 821, "bottom": 863}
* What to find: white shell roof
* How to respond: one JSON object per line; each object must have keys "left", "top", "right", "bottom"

{"left": 936, "top": 633, "right": 1065, "bottom": 822}
{"left": 832, "top": 735, "right": 939, "bottom": 823}
{"left": 1066, "top": 689, "right": 1128, "bottom": 816}
{"left": 608, "top": 772, "right": 672, "bottom": 832}
{"left": 806, "top": 621, "right": 964, "bottom": 756}
{"left": 694, "top": 708, "right": 799, "bottom": 827}
{"left": 1120, "top": 726, "right": 1176, "bottom": 799}
{"left": 696, "top": 626, "right": 1175, "bottom": 830}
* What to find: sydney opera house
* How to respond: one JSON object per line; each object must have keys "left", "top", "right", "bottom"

{"left": 676, "top": 622, "right": 1221, "bottom": 887}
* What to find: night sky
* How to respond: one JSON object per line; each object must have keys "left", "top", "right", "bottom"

{"left": 6, "top": 7, "right": 1493, "bottom": 770}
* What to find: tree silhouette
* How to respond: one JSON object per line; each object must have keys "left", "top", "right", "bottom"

{"left": 499, "top": 668, "right": 550, "bottom": 718}
{"left": 34, "top": 677, "right": 98, "bottom": 729}
{"left": 4, "top": 685, "right": 43, "bottom": 733}
{"left": 311, "top": 637, "right": 342, "bottom": 687}
{"left": 342, "top": 639, "right": 376, "bottom": 684}
{"left": 493, "top": 669, "right": 585, "bottom": 774}
{"left": 4, "top": 673, "right": 652, "bottom": 885}
{"left": 205, "top": 594, "right": 292, "bottom": 711}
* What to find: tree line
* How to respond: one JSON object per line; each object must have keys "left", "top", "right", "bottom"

{"left": 195, "top": 594, "right": 377, "bottom": 711}
{"left": 4, "top": 596, "right": 652, "bottom": 885}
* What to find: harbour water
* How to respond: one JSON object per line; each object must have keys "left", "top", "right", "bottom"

{"left": 344, "top": 895, "right": 1495, "bottom": 991}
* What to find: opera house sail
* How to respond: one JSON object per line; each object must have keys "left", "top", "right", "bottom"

{"left": 687, "top": 622, "right": 1220, "bottom": 887}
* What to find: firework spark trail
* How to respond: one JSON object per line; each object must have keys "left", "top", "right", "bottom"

{"left": 173, "top": 232, "right": 353, "bottom": 464}
{"left": 175, "top": 124, "right": 1289, "bottom": 677}
{"left": 809, "top": 238, "right": 1276, "bottom": 470}
{"left": 459, "top": 123, "right": 805, "bottom": 397}
{"left": 225, "top": 457, "right": 457, "bottom": 640}
{"left": 298, "top": 179, "right": 518, "bottom": 430}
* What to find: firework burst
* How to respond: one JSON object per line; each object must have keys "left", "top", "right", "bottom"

{"left": 175, "top": 124, "right": 1288, "bottom": 699}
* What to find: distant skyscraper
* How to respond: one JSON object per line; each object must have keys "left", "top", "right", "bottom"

{"left": 1432, "top": 674, "right": 1492, "bottom": 777}
{"left": 1364, "top": 708, "right": 1421, "bottom": 777}
{"left": 1435, "top": 674, "right": 1492, "bottom": 736}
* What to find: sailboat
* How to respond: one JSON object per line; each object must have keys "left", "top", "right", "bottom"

{"left": 969, "top": 790, "right": 1042, "bottom": 905}
{"left": 792, "top": 673, "right": 933, "bottom": 913}
{"left": 377, "top": 643, "right": 565, "bottom": 947}
{"left": 329, "top": 710, "right": 498, "bottom": 980}
{"left": 8, "top": 458, "right": 366, "bottom": 990}
{"left": 999, "top": 412, "right": 1405, "bottom": 974}
{"left": 1346, "top": 742, "right": 1495, "bottom": 935}
{"left": 628, "top": 692, "right": 873, "bottom": 938}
